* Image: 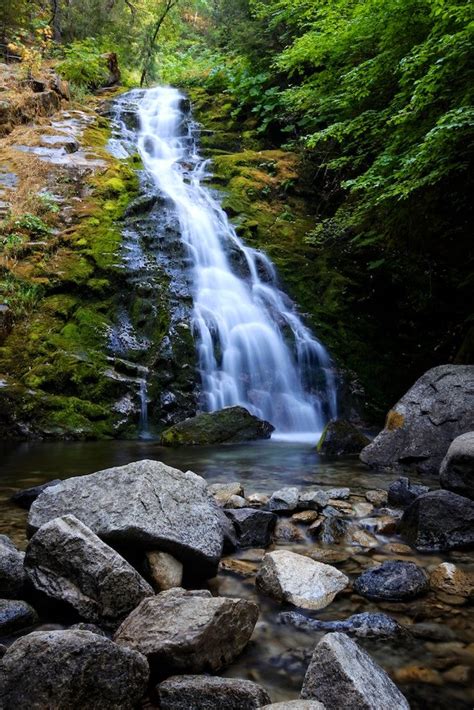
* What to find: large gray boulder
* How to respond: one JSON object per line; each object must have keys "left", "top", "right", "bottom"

{"left": 0, "top": 535, "right": 26, "bottom": 599}
{"left": 157, "top": 675, "right": 271, "bottom": 709}
{"left": 440, "top": 431, "right": 474, "bottom": 500}
{"left": 24, "top": 515, "right": 154, "bottom": 625}
{"left": 301, "top": 632, "right": 409, "bottom": 709}
{"left": 114, "top": 587, "right": 258, "bottom": 674}
{"left": 0, "top": 629, "right": 149, "bottom": 710}
{"left": 360, "top": 365, "right": 474, "bottom": 474}
{"left": 400, "top": 489, "right": 474, "bottom": 550}
{"left": 160, "top": 406, "right": 274, "bottom": 446}
{"left": 28, "top": 460, "right": 225, "bottom": 577}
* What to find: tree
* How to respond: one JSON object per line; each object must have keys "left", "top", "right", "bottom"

{"left": 139, "top": 0, "right": 181, "bottom": 86}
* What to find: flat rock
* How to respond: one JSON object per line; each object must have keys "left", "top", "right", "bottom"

{"left": 317, "top": 419, "right": 370, "bottom": 456}
{"left": 114, "top": 588, "right": 258, "bottom": 674}
{"left": 0, "top": 599, "right": 38, "bottom": 635}
{"left": 146, "top": 551, "right": 183, "bottom": 591}
{"left": 268, "top": 487, "right": 300, "bottom": 512}
{"left": 28, "top": 459, "right": 225, "bottom": 577}
{"left": 157, "top": 675, "right": 271, "bottom": 709}
{"left": 440, "top": 432, "right": 474, "bottom": 500}
{"left": 0, "top": 629, "right": 149, "bottom": 709}
{"left": 160, "top": 406, "right": 274, "bottom": 445}
{"left": 225, "top": 508, "right": 276, "bottom": 548}
{"left": 24, "top": 515, "right": 153, "bottom": 625}
{"left": 301, "top": 632, "right": 409, "bottom": 709}
{"left": 400, "top": 489, "right": 474, "bottom": 551}
{"left": 360, "top": 365, "right": 474, "bottom": 474}
{"left": 353, "top": 560, "right": 428, "bottom": 601}
{"left": 10, "top": 479, "right": 62, "bottom": 510}
{"left": 0, "top": 535, "right": 26, "bottom": 598}
{"left": 256, "top": 550, "right": 348, "bottom": 610}
{"left": 429, "top": 562, "right": 474, "bottom": 598}
{"left": 387, "top": 477, "right": 429, "bottom": 507}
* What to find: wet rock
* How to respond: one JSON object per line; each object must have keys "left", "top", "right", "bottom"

{"left": 0, "top": 629, "right": 149, "bottom": 709}
{"left": 226, "top": 494, "right": 247, "bottom": 509}
{"left": 262, "top": 703, "right": 325, "bottom": 710}
{"left": 146, "top": 551, "right": 183, "bottom": 591}
{"left": 225, "top": 508, "right": 276, "bottom": 548}
{"left": 28, "top": 459, "right": 225, "bottom": 577}
{"left": 394, "top": 665, "right": 442, "bottom": 685}
{"left": 301, "top": 632, "right": 409, "bottom": 709}
{"left": 160, "top": 406, "right": 274, "bottom": 445}
{"left": 319, "top": 516, "right": 349, "bottom": 544}
{"left": 124, "top": 193, "right": 158, "bottom": 217}
{"left": 400, "top": 489, "right": 474, "bottom": 551}
{"left": 347, "top": 528, "right": 379, "bottom": 549}
{"left": 298, "top": 490, "right": 329, "bottom": 510}
{"left": 443, "top": 664, "right": 471, "bottom": 685}
{"left": 273, "top": 519, "right": 306, "bottom": 543}
{"left": 268, "top": 487, "right": 300, "bottom": 513}
{"left": 307, "top": 548, "right": 350, "bottom": 564}
{"left": 10, "top": 479, "right": 62, "bottom": 510}
{"left": 326, "top": 488, "right": 351, "bottom": 500}
{"left": 157, "top": 675, "right": 271, "bottom": 709}
{"left": 114, "top": 588, "right": 258, "bottom": 674}
{"left": 360, "top": 365, "right": 474, "bottom": 475}
{"left": 280, "top": 611, "right": 405, "bottom": 639}
{"left": 256, "top": 550, "right": 349, "bottom": 610}
{"left": 429, "top": 562, "right": 474, "bottom": 598}
{"left": 0, "top": 600, "right": 38, "bottom": 635}
{"left": 353, "top": 560, "right": 428, "bottom": 601}
{"left": 219, "top": 557, "right": 258, "bottom": 577}
{"left": 247, "top": 493, "right": 269, "bottom": 508}
{"left": 24, "top": 515, "right": 154, "bottom": 625}
{"left": 411, "top": 622, "right": 456, "bottom": 642}
{"left": 0, "top": 535, "right": 26, "bottom": 598}
{"left": 365, "top": 489, "right": 388, "bottom": 507}
{"left": 70, "top": 622, "right": 107, "bottom": 636}
{"left": 209, "top": 482, "right": 244, "bottom": 507}
{"left": 292, "top": 510, "right": 319, "bottom": 524}
{"left": 317, "top": 419, "right": 370, "bottom": 456}
{"left": 440, "top": 432, "right": 474, "bottom": 500}
{"left": 387, "top": 477, "right": 430, "bottom": 507}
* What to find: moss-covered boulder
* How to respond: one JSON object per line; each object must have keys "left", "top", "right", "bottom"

{"left": 317, "top": 419, "right": 370, "bottom": 456}
{"left": 160, "top": 406, "right": 274, "bottom": 446}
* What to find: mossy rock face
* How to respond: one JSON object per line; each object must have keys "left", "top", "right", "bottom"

{"left": 317, "top": 419, "right": 370, "bottom": 456}
{"left": 160, "top": 406, "right": 275, "bottom": 446}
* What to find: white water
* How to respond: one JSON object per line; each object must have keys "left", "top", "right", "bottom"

{"left": 136, "top": 86, "right": 337, "bottom": 437}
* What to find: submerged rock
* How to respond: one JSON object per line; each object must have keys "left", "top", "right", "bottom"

{"left": 114, "top": 588, "right": 258, "bottom": 674}
{"left": 28, "top": 459, "right": 225, "bottom": 577}
{"left": 0, "top": 535, "right": 26, "bottom": 599}
{"left": 360, "top": 365, "right": 474, "bottom": 474}
{"left": 387, "top": 477, "right": 430, "bottom": 507}
{"left": 280, "top": 611, "right": 405, "bottom": 639}
{"left": 225, "top": 508, "right": 277, "bottom": 548}
{"left": 429, "top": 562, "right": 474, "bottom": 598}
{"left": 440, "top": 432, "right": 474, "bottom": 500}
{"left": 10, "top": 479, "right": 62, "bottom": 510}
{"left": 301, "top": 632, "right": 409, "bottom": 709}
{"left": 0, "top": 599, "right": 38, "bottom": 636}
{"left": 317, "top": 419, "right": 370, "bottom": 456}
{"left": 353, "top": 561, "right": 428, "bottom": 601}
{"left": 159, "top": 406, "right": 274, "bottom": 445}
{"left": 256, "top": 550, "right": 349, "bottom": 610}
{"left": 0, "top": 629, "right": 149, "bottom": 709}
{"left": 400, "top": 489, "right": 474, "bottom": 551}
{"left": 157, "top": 675, "right": 271, "bottom": 709}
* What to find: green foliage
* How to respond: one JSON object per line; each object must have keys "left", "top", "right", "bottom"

{"left": 56, "top": 39, "right": 109, "bottom": 89}
{"left": 0, "top": 274, "right": 43, "bottom": 318}
{"left": 13, "top": 213, "right": 51, "bottom": 237}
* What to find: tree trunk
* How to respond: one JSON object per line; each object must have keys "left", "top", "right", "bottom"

{"left": 50, "top": 0, "right": 62, "bottom": 43}
{"left": 140, "top": 0, "right": 179, "bottom": 87}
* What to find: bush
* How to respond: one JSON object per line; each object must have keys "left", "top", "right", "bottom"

{"left": 57, "top": 39, "right": 108, "bottom": 89}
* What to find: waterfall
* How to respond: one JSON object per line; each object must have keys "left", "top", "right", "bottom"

{"left": 134, "top": 86, "right": 337, "bottom": 438}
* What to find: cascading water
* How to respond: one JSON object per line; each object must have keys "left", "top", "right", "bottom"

{"left": 135, "top": 86, "right": 337, "bottom": 438}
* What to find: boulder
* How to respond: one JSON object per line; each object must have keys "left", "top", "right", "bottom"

{"left": 353, "top": 561, "right": 428, "bottom": 601}
{"left": 400, "top": 489, "right": 474, "bottom": 551}
{"left": 10, "top": 479, "right": 62, "bottom": 510}
{"left": 268, "top": 487, "right": 300, "bottom": 512}
{"left": 387, "top": 477, "right": 429, "bottom": 507}
{"left": 146, "top": 551, "right": 183, "bottom": 591}
{"left": 160, "top": 406, "right": 274, "bottom": 446}
{"left": 24, "top": 515, "right": 153, "bottom": 625}
{"left": 225, "top": 508, "right": 277, "bottom": 548}
{"left": 280, "top": 611, "right": 405, "bottom": 639}
{"left": 301, "top": 632, "right": 409, "bottom": 709}
{"left": 0, "top": 599, "right": 38, "bottom": 635}
{"left": 256, "top": 550, "right": 349, "bottom": 610}
{"left": 429, "top": 562, "right": 474, "bottom": 598}
{"left": 157, "top": 675, "right": 271, "bottom": 709}
{"left": 360, "top": 365, "right": 474, "bottom": 474}
{"left": 440, "top": 432, "right": 474, "bottom": 500}
{"left": 0, "top": 535, "right": 26, "bottom": 598}
{"left": 114, "top": 588, "right": 258, "bottom": 674}
{"left": 0, "top": 629, "right": 149, "bottom": 709}
{"left": 317, "top": 419, "right": 370, "bottom": 456}
{"left": 28, "top": 460, "right": 225, "bottom": 577}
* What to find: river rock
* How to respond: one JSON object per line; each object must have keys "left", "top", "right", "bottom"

{"left": 317, "top": 419, "right": 370, "bottom": 456}
{"left": 209, "top": 482, "right": 245, "bottom": 506}
{"left": 225, "top": 508, "right": 276, "bottom": 548}
{"left": 0, "top": 535, "right": 26, "bottom": 598}
{"left": 353, "top": 560, "right": 428, "bottom": 601}
{"left": 263, "top": 703, "right": 325, "bottom": 710}
{"left": 440, "top": 432, "right": 474, "bottom": 500}
{"left": 387, "top": 477, "right": 430, "bottom": 507}
{"left": 400, "top": 489, "right": 474, "bottom": 550}
{"left": 360, "top": 365, "right": 474, "bottom": 474}
{"left": 365, "top": 489, "right": 388, "bottom": 507}
{"left": 301, "top": 632, "right": 409, "bottom": 709}
{"left": 298, "top": 490, "right": 330, "bottom": 510}
{"left": 0, "top": 599, "right": 38, "bottom": 635}
{"left": 114, "top": 588, "right": 258, "bottom": 674}
{"left": 280, "top": 611, "right": 405, "bottom": 639}
{"left": 429, "top": 562, "right": 474, "bottom": 598}
{"left": 24, "top": 515, "right": 153, "bottom": 625}
{"left": 268, "top": 487, "right": 300, "bottom": 512}
{"left": 146, "top": 551, "right": 183, "bottom": 590}
{"left": 28, "top": 459, "right": 225, "bottom": 577}
{"left": 159, "top": 406, "right": 274, "bottom": 445}
{"left": 0, "top": 629, "right": 149, "bottom": 709}
{"left": 157, "top": 675, "right": 271, "bottom": 709}
{"left": 10, "top": 479, "right": 62, "bottom": 510}
{"left": 256, "top": 550, "right": 349, "bottom": 610}
{"left": 292, "top": 510, "right": 319, "bottom": 524}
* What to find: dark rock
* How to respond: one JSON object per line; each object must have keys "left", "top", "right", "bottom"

{"left": 317, "top": 419, "right": 370, "bottom": 456}
{"left": 160, "top": 406, "right": 274, "bottom": 446}
{"left": 124, "top": 193, "right": 158, "bottom": 217}
{"left": 320, "top": 516, "right": 348, "bottom": 544}
{"left": 157, "top": 675, "right": 271, "bottom": 709}
{"left": 400, "top": 489, "right": 474, "bottom": 551}
{"left": 0, "top": 535, "right": 26, "bottom": 598}
{"left": 70, "top": 622, "right": 107, "bottom": 636}
{"left": 440, "top": 431, "right": 474, "bottom": 500}
{"left": 301, "top": 632, "right": 409, "bottom": 708}
{"left": 0, "top": 305, "right": 13, "bottom": 341}
{"left": 387, "top": 477, "right": 429, "bottom": 507}
{"left": 28, "top": 460, "right": 225, "bottom": 577}
{"left": 0, "top": 600, "right": 38, "bottom": 635}
{"left": 114, "top": 587, "right": 258, "bottom": 675}
{"left": 360, "top": 365, "right": 474, "bottom": 474}
{"left": 0, "top": 629, "right": 149, "bottom": 709}
{"left": 353, "top": 561, "right": 428, "bottom": 601}
{"left": 11, "top": 479, "right": 62, "bottom": 510}
{"left": 280, "top": 611, "right": 405, "bottom": 639}
{"left": 24, "top": 515, "right": 153, "bottom": 625}
{"left": 225, "top": 508, "right": 276, "bottom": 548}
